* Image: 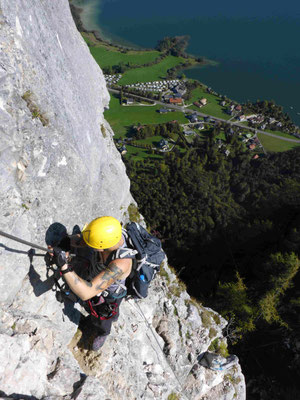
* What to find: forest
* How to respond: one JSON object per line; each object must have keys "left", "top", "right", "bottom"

{"left": 125, "top": 134, "right": 300, "bottom": 399}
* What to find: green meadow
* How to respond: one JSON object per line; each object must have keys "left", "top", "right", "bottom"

{"left": 104, "top": 94, "right": 187, "bottom": 138}
{"left": 119, "top": 56, "right": 186, "bottom": 85}
{"left": 82, "top": 33, "right": 160, "bottom": 68}
{"left": 125, "top": 145, "right": 163, "bottom": 162}
{"left": 257, "top": 133, "right": 300, "bottom": 152}
{"left": 265, "top": 129, "right": 298, "bottom": 140}
{"left": 188, "top": 87, "right": 231, "bottom": 120}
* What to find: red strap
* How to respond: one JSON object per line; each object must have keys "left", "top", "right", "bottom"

{"left": 87, "top": 301, "right": 118, "bottom": 320}
{"left": 87, "top": 300, "right": 99, "bottom": 318}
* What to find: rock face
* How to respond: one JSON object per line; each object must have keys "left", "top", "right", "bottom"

{"left": 0, "top": 1, "right": 246, "bottom": 399}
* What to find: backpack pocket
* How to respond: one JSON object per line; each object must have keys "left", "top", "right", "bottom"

{"left": 130, "top": 264, "right": 156, "bottom": 298}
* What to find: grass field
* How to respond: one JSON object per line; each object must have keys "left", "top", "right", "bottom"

{"left": 124, "top": 144, "right": 163, "bottom": 162}
{"left": 119, "top": 56, "right": 187, "bottom": 85}
{"left": 258, "top": 133, "right": 300, "bottom": 152}
{"left": 265, "top": 129, "right": 298, "bottom": 140}
{"left": 188, "top": 87, "right": 231, "bottom": 120}
{"left": 82, "top": 33, "right": 160, "bottom": 68}
{"left": 105, "top": 94, "right": 188, "bottom": 138}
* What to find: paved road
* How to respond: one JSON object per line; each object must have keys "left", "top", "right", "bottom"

{"left": 108, "top": 88, "right": 300, "bottom": 144}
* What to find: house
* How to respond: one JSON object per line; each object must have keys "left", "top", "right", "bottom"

{"left": 224, "top": 149, "right": 230, "bottom": 157}
{"left": 196, "top": 123, "right": 204, "bottom": 130}
{"left": 159, "top": 108, "right": 169, "bottom": 114}
{"left": 235, "top": 105, "right": 242, "bottom": 112}
{"left": 184, "top": 130, "right": 194, "bottom": 136}
{"left": 125, "top": 98, "right": 134, "bottom": 105}
{"left": 245, "top": 114, "right": 257, "bottom": 120}
{"left": 158, "top": 139, "right": 169, "bottom": 150}
{"left": 245, "top": 133, "right": 252, "bottom": 139}
{"left": 217, "top": 139, "right": 223, "bottom": 148}
{"left": 193, "top": 102, "right": 201, "bottom": 108}
{"left": 200, "top": 98, "right": 207, "bottom": 106}
{"left": 238, "top": 115, "right": 247, "bottom": 121}
{"left": 220, "top": 100, "right": 226, "bottom": 107}
{"left": 252, "top": 154, "right": 259, "bottom": 159}
{"left": 134, "top": 125, "right": 144, "bottom": 133}
{"left": 169, "top": 98, "right": 183, "bottom": 105}
{"left": 119, "top": 145, "right": 127, "bottom": 155}
{"left": 190, "top": 116, "right": 198, "bottom": 123}
{"left": 249, "top": 144, "right": 256, "bottom": 150}
{"left": 173, "top": 85, "right": 186, "bottom": 96}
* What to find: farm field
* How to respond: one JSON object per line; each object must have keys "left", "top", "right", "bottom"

{"left": 105, "top": 94, "right": 187, "bottom": 138}
{"left": 82, "top": 33, "right": 160, "bottom": 68}
{"left": 119, "top": 56, "right": 187, "bottom": 85}
{"left": 188, "top": 87, "right": 231, "bottom": 120}
{"left": 264, "top": 129, "right": 298, "bottom": 140}
{"left": 125, "top": 144, "right": 163, "bottom": 162}
{"left": 257, "top": 133, "right": 300, "bottom": 152}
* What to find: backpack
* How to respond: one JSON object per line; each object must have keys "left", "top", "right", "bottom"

{"left": 110, "top": 222, "right": 166, "bottom": 299}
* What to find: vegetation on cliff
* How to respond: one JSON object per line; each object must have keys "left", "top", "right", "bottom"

{"left": 126, "top": 136, "right": 300, "bottom": 399}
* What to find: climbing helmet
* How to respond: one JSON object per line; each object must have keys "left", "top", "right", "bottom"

{"left": 82, "top": 216, "right": 122, "bottom": 249}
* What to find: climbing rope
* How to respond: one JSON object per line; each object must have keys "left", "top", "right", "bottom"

{"left": 0, "top": 229, "right": 49, "bottom": 252}
{"left": 129, "top": 299, "right": 191, "bottom": 400}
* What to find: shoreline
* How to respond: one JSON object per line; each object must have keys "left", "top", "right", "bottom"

{"left": 69, "top": 1, "right": 214, "bottom": 65}
{"left": 69, "top": 1, "right": 155, "bottom": 51}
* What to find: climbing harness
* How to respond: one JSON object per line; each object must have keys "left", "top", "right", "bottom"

{"left": 0, "top": 230, "right": 49, "bottom": 252}
{"left": 129, "top": 299, "right": 191, "bottom": 400}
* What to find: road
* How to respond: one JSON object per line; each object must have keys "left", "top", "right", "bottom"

{"left": 108, "top": 88, "right": 300, "bottom": 144}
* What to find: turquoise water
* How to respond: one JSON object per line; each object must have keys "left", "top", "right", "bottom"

{"left": 72, "top": 0, "right": 300, "bottom": 125}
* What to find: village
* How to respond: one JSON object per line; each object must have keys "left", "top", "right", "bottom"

{"left": 104, "top": 73, "right": 300, "bottom": 160}
{"left": 104, "top": 73, "right": 292, "bottom": 132}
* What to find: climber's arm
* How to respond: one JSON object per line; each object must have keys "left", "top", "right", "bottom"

{"left": 61, "top": 258, "right": 130, "bottom": 301}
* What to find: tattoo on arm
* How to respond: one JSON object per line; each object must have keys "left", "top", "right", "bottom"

{"left": 95, "top": 263, "right": 123, "bottom": 291}
{"left": 72, "top": 272, "right": 92, "bottom": 287}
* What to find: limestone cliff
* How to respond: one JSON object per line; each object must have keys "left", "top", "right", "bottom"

{"left": 0, "top": 1, "right": 246, "bottom": 399}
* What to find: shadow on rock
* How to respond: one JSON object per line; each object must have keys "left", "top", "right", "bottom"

{"left": 0, "top": 391, "right": 39, "bottom": 400}
{"left": 75, "top": 315, "right": 99, "bottom": 351}
{"left": 28, "top": 263, "right": 56, "bottom": 297}
{"left": 62, "top": 298, "right": 84, "bottom": 326}
{"left": 0, "top": 242, "right": 30, "bottom": 255}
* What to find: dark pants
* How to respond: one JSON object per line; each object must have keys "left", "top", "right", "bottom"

{"left": 90, "top": 296, "right": 123, "bottom": 337}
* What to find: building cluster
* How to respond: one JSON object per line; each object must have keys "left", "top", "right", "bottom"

{"left": 227, "top": 105, "right": 289, "bottom": 133}
{"left": 124, "top": 79, "right": 182, "bottom": 93}
{"left": 104, "top": 74, "right": 122, "bottom": 85}
{"left": 186, "top": 112, "right": 214, "bottom": 124}
{"left": 193, "top": 98, "right": 207, "bottom": 108}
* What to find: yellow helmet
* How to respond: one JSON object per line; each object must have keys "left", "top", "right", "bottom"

{"left": 82, "top": 216, "right": 122, "bottom": 249}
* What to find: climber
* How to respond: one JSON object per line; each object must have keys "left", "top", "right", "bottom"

{"left": 49, "top": 216, "right": 132, "bottom": 351}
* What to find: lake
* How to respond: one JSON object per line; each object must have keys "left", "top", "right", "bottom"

{"left": 71, "top": 0, "right": 300, "bottom": 125}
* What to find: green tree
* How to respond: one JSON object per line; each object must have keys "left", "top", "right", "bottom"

{"left": 258, "top": 252, "right": 300, "bottom": 326}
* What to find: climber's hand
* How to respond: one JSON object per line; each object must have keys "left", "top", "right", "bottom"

{"left": 53, "top": 247, "right": 68, "bottom": 268}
